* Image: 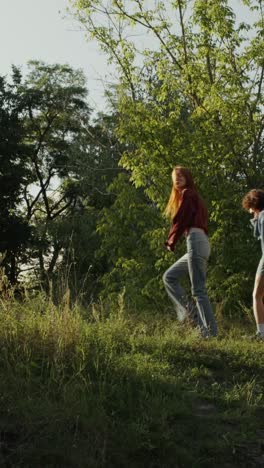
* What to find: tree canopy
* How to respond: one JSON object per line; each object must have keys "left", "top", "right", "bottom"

{"left": 69, "top": 0, "right": 264, "bottom": 310}
{"left": 0, "top": 1, "right": 263, "bottom": 312}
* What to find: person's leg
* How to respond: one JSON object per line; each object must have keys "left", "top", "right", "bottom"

{"left": 187, "top": 233, "right": 217, "bottom": 337}
{"left": 163, "top": 253, "right": 193, "bottom": 322}
{"left": 253, "top": 274, "right": 264, "bottom": 337}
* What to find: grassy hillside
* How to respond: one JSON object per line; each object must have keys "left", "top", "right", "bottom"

{"left": 0, "top": 292, "right": 263, "bottom": 467}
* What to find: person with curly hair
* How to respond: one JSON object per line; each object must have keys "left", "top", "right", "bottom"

{"left": 242, "top": 189, "right": 264, "bottom": 340}
{"left": 163, "top": 166, "right": 217, "bottom": 338}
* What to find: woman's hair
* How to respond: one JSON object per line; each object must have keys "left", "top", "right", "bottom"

{"left": 242, "top": 189, "right": 264, "bottom": 211}
{"left": 165, "top": 166, "right": 196, "bottom": 219}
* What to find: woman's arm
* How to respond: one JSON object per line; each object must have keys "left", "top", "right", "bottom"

{"left": 259, "top": 211, "right": 264, "bottom": 243}
{"left": 250, "top": 215, "right": 260, "bottom": 239}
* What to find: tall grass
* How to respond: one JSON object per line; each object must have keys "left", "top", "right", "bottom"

{"left": 0, "top": 286, "right": 263, "bottom": 467}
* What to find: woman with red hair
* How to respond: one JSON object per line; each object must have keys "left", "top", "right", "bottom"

{"left": 163, "top": 166, "right": 217, "bottom": 338}
{"left": 242, "top": 189, "right": 264, "bottom": 340}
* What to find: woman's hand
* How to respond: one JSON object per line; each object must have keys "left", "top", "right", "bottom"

{"left": 164, "top": 244, "right": 173, "bottom": 252}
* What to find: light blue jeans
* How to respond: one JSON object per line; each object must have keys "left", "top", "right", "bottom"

{"left": 163, "top": 228, "right": 217, "bottom": 337}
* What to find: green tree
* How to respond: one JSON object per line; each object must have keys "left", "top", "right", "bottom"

{"left": 0, "top": 68, "right": 32, "bottom": 284}
{"left": 71, "top": 0, "right": 264, "bottom": 311}
{"left": 0, "top": 61, "right": 126, "bottom": 303}
{"left": 51, "top": 112, "right": 125, "bottom": 302}
{"left": 96, "top": 172, "right": 167, "bottom": 308}
{"left": 18, "top": 61, "right": 92, "bottom": 289}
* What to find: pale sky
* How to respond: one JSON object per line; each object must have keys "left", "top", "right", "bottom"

{"left": 0, "top": 0, "right": 258, "bottom": 113}
{"left": 0, "top": 0, "right": 110, "bottom": 112}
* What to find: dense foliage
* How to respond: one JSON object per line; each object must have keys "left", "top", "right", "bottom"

{"left": 70, "top": 0, "right": 264, "bottom": 312}
{"left": 1, "top": 1, "right": 264, "bottom": 314}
